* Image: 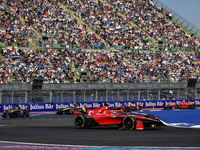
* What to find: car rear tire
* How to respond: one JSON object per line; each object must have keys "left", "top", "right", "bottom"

{"left": 24, "top": 109, "right": 30, "bottom": 117}
{"left": 123, "top": 116, "right": 136, "bottom": 130}
{"left": 192, "top": 104, "right": 196, "bottom": 109}
{"left": 74, "top": 114, "right": 85, "bottom": 128}
{"left": 2, "top": 110, "right": 7, "bottom": 118}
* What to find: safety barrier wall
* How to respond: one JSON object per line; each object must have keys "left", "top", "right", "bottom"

{"left": 0, "top": 99, "right": 199, "bottom": 112}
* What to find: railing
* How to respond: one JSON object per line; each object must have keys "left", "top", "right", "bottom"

{"left": 153, "top": 0, "right": 200, "bottom": 40}
{"left": 0, "top": 83, "right": 200, "bottom": 104}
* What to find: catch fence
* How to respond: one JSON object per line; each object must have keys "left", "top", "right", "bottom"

{"left": 0, "top": 83, "right": 200, "bottom": 104}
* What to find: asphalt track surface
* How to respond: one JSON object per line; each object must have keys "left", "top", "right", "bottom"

{"left": 0, "top": 114, "right": 200, "bottom": 148}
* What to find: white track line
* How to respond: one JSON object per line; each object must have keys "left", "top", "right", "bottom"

{"left": 0, "top": 140, "right": 200, "bottom": 149}
{"left": 161, "top": 120, "right": 200, "bottom": 129}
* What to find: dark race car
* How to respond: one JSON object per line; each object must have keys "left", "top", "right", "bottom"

{"left": 73, "top": 106, "right": 165, "bottom": 130}
{"left": 2, "top": 105, "right": 30, "bottom": 118}
{"left": 164, "top": 100, "right": 196, "bottom": 110}
{"left": 111, "top": 102, "right": 141, "bottom": 112}
{"left": 56, "top": 103, "right": 87, "bottom": 115}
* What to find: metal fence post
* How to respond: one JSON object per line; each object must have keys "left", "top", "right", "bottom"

{"left": 25, "top": 90, "right": 28, "bottom": 103}
{"left": 61, "top": 90, "right": 63, "bottom": 102}
{"left": 12, "top": 91, "right": 14, "bottom": 103}
{"left": 177, "top": 88, "right": 180, "bottom": 100}
{"left": 117, "top": 89, "right": 119, "bottom": 101}
{"left": 138, "top": 89, "right": 140, "bottom": 101}
{"left": 158, "top": 90, "right": 160, "bottom": 100}
{"left": 106, "top": 90, "right": 108, "bottom": 101}
{"left": 84, "top": 90, "right": 86, "bottom": 102}
{"left": 147, "top": 89, "right": 149, "bottom": 100}
{"left": 50, "top": 90, "right": 52, "bottom": 103}
{"left": 127, "top": 90, "right": 129, "bottom": 101}
{"left": 96, "top": 90, "right": 98, "bottom": 101}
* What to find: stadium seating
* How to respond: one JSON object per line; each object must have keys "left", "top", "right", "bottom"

{"left": 0, "top": 0, "right": 199, "bottom": 84}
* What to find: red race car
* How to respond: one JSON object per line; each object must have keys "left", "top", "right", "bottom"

{"left": 111, "top": 102, "right": 141, "bottom": 112}
{"left": 164, "top": 100, "right": 196, "bottom": 110}
{"left": 73, "top": 106, "right": 165, "bottom": 130}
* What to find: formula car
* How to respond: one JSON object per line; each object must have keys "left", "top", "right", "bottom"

{"left": 73, "top": 105, "right": 165, "bottom": 130}
{"left": 2, "top": 105, "right": 30, "bottom": 118}
{"left": 164, "top": 100, "right": 196, "bottom": 110}
{"left": 56, "top": 103, "right": 87, "bottom": 115}
{"left": 111, "top": 102, "right": 141, "bottom": 112}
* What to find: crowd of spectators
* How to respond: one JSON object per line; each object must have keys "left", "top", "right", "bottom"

{"left": 0, "top": 48, "right": 199, "bottom": 84}
{"left": 105, "top": 0, "right": 200, "bottom": 50}
{"left": 0, "top": 1, "right": 33, "bottom": 48}
{"left": 2, "top": 0, "right": 200, "bottom": 51}
{"left": 8, "top": 0, "right": 106, "bottom": 49}
{"left": 0, "top": 0, "right": 200, "bottom": 84}
{"left": 62, "top": 0, "right": 151, "bottom": 50}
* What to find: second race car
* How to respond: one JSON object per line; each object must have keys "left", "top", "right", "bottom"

{"left": 164, "top": 100, "right": 196, "bottom": 110}
{"left": 56, "top": 103, "right": 87, "bottom": 115}
{"left": 73, "top": 105, "right": 165, "bottom": 130}
{"left": 111, "top": 102, "right": 141, "bottom": 112}
{"left": 2, "top": 105, "right": 30, "bottom": 118}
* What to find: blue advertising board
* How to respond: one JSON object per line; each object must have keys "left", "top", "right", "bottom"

{"left": 0, "top": 99, "right": 199, "bottom": 112}
{"left": 29, "top": 103, "right": 55, "bottom": 112}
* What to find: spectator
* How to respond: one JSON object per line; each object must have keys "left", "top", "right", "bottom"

{"left": 0, "top": 48, "right": 199, "bottom": 84}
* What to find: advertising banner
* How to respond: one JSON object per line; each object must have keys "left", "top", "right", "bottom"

{"left": 0, "top": 99, "right": 199, "bottom": 112}
{"left": 54, "top": 102, "right": 72, "bottom": 110}
{"left": 2, "top": 104, "right": 17, "bottom": 111}
{"left": 29, "top": 103, "right": 55, "bottom": 111}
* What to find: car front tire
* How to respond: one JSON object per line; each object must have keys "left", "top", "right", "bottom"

{"left": 74, "top": 114, "right": 86, "bottom": 128}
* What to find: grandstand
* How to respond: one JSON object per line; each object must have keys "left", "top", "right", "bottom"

{"left": 0, "top": 0, "right": 200, "bottom": 103}
{"left": 0, "top": 0, "right": 199, "bottom": 83}
{"left": 1, "top": 0, "right": 199, "bottom": 50}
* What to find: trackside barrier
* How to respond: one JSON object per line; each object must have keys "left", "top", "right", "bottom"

{"left": 0, "top": 99, "right": 200, "bottom": 112}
